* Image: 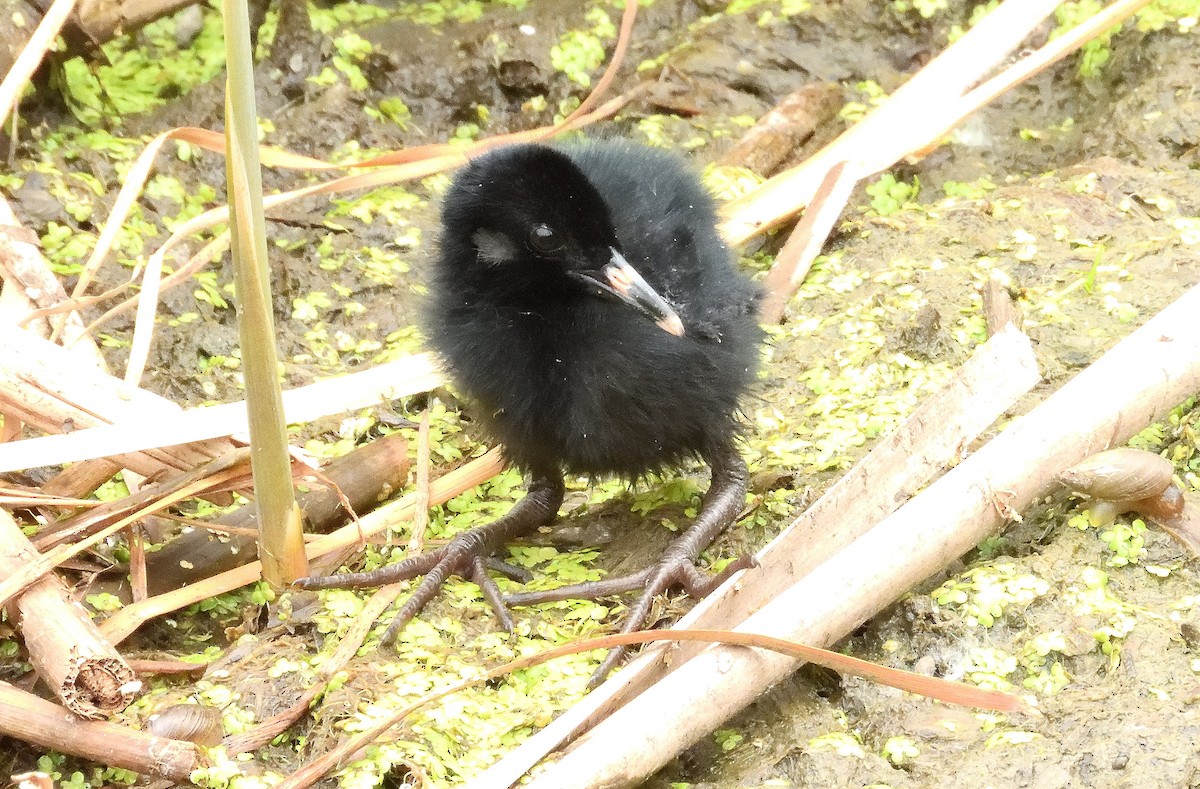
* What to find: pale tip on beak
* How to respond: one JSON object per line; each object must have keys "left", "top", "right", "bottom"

{"left": 656, "top": 313, "right": 685, "bottom": 337}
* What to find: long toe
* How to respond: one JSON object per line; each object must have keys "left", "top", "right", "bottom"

{"left": 293, "top": 535, "right": 510, "bottom": 644}
{"left": 298, "top": 470, "right": 565, "bottom": 643}
{"left": 338, "top": 531, "right": 531, "bottom": 644}
{"left": 508, "top": 448, "right": 752, "bottom": 687}
{"left": 584, "top": 553, "right": 756, "bottom": 687}
{"left": 504, "top": 567, "right": 654, "bottom": 607}
{"left": 294, "top": 549, "right": 444, "bottom": 591}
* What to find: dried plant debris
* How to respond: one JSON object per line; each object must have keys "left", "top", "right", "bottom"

{"left": 5, "top": 0, "right": 1200, "bottom": 786}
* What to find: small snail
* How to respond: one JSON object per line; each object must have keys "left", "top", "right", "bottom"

{"left": 146, "top": 703, "right": 223, "bottom": 747}
{"left": 11, "top": 772, "right": 54, "bottom": 789}
{"left": 1058, "top": 447, "right": 1197, "bottom": 555}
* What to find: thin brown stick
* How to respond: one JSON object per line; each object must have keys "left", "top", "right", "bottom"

{"left": 125, "top": 658, "right": 209, "bottom": 678}
{"left": 0, "top": 462, "right": 249, "bottom": 608}
{"left": 33, "top": 449, "right": 252, "bottom": 551}
{"left": 275, "top": 628, "right": 1026, "bottom": 789}
{"left": 128, "top": 523, "right": 148, "bottom": 603}
{"left": 25, "top": 235, "right": 228, "bottom": 336}
{"left": 555, "top": 0, "right": 638, "bottom": 130}
{"left": 0, "top": 493, "right": 103, "bottom": 507}
{"left": 983, "top": 271, "right": 1021, "bottom": 335}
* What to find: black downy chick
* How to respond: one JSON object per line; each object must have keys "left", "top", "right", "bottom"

{"left": 299, "top": 140, "right": 763, "bottom": 683}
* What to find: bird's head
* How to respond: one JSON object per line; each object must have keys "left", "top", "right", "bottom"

{"left": 440, "top": 143, "right": 685, "bottom": 337}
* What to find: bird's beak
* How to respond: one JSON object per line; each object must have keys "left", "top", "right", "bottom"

{"left": 572, "top": 249, "right": 685, "bottom": 337}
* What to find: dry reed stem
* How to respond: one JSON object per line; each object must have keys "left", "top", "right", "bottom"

{"left": 0, "top": 323, "right": 239, "bottom": 475}
{"left": 407, "top": 409, "right": 432, "bottom": 556}
{"left": 33, "top": 449, "right": 251, "bottom": 550}
{"left": 724, "top": 0, "right": 1154, "bottom": 323}
{"left": 0, "top": 196, "right": 106, "bottom": 367}
{"left": 0, "top": 350, "right": 439, "bottom": 471}
{"left": 758, "top": 160, "right": 858, "bottom": 323}
{"left": 0, "top": 461, "right": 248, "bottom": 607}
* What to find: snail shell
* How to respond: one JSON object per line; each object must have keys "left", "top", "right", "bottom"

{"left": 1057, "top": 448, "right": 1173, "bottom": 502}
{"left": 147, "top": 703, "right": 223, "bottom": 747}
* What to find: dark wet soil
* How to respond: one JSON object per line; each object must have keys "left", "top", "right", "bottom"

{"left": 7, "top": 0, "right": 1200, "bottom": 786}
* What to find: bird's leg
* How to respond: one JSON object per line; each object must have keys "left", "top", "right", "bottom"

{"left": 505, "top": 446, "right": 753, "bottom": 687}
{"left": 296, "top": 470, "right": 564, "bottom": 642}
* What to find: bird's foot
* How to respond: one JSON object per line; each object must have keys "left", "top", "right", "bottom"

{"left": 506, "top": 550, "right": 757, "bottom": 688}
{"left": 508, "top": 448, "right": 752, "bottom": 687}
{"left": 295, "top": 472, "right": 564, "bottom": 644}
{"left": 296, "top": 531, "right": 531, "bottom": 641}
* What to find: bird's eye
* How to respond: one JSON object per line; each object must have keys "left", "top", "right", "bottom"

{"left": 527, "top": 224, "right": 563, "bottom": 254}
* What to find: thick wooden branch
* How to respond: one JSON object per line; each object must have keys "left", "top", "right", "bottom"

{"left": 0, "top": 681, "right": 200, "bottom": 780}
{"left": 0, "top": 507, "right": 139, "bottom": 718}
{"left": 143, "top": 431, "right": 410, "bottom": 594}
{"left": 718, "top": 83, "right": 843, "bottom": 176}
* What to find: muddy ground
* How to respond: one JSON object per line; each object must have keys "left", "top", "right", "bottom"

{"left": 5, "top": 0, "right": 1200, "bottom": 787}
